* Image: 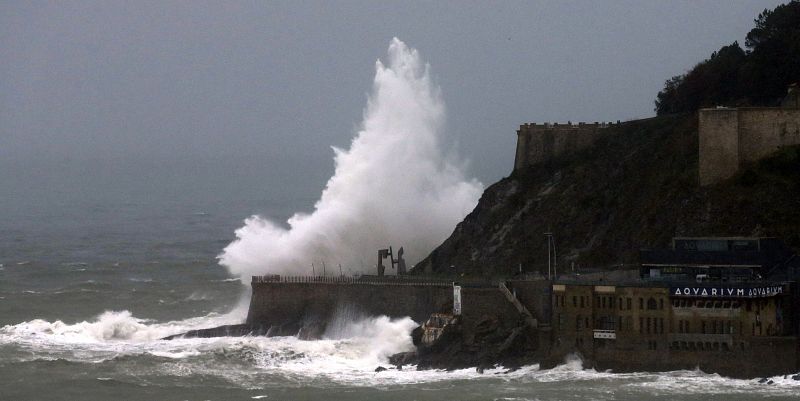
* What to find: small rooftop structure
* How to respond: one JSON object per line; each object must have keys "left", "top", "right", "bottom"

{"left": 640, "top": 237, "right": 797, "bottom": 282}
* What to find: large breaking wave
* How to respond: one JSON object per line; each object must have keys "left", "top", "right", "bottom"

{"left": 218, "top": 38, "right": 483, "bottom": 280}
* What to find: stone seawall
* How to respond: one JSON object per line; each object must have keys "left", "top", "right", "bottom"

{"left": 585, "top": 336, "right": 798, "bottom": 378}
{"left": 246, "top": 280, "right": 453, "bottom": 335}
{"left": 245, "top": 278, "right": 528, "bottom": 338}
{"left": 508, "top": 280, "right": 553, "bottom": 323}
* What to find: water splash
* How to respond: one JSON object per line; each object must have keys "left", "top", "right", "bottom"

{"left": 219, "top": 38, "right": 483, "bottom": 280}
{"left": 0, "top": 310, "right": 241, "bottom": 345}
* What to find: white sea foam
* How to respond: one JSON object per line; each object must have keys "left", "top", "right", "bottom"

{"left": 3, "top": 312, "right": 800, "bottom": 394}
{"left": 185, "top": 291, "right": 214, "bottom": 301}
{"left": 0, "top": 310, "right": 240, "bottom": 346}
{"left": 219, "top": 38, "right": 483, "bottom": 281}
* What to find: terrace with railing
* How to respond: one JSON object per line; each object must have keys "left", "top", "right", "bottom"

{"left": 251, "top": 274, "right": 457, "bottom": 287}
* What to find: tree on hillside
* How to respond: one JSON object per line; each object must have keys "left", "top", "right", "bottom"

{"left": 655, "top": 0, "right": 800, "bottom": 115}
{"left": 741, "top": 1, "right": 800, "bottom": 104}
{"left": 655, "top": 42, "right": 746, "bottom": 114}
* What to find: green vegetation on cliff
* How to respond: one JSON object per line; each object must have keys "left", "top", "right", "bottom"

{"left": 655, "top": 0, "right": 800, "bottom": 114}
{"left": 415, "top": 115, "right": 800, "bottom": 277}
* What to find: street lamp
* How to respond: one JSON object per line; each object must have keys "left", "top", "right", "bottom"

{"left": 544, "top": 232, "right": 557, "bottom": 280}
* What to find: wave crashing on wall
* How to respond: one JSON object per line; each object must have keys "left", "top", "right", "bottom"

{"left": 219, "top": 38, "right": 483, "bottom": 280}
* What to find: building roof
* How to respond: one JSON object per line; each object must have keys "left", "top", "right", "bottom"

{"left": 640, "top": 249, "right": 771, "bottom": 267}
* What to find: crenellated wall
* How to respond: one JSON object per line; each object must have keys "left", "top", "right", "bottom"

{"left": 513, "top": 122, "right": 614, "bottom": 171}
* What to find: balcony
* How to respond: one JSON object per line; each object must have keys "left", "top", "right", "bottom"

{"left": 593, "top": 329, "right": 616, "bottom": 339}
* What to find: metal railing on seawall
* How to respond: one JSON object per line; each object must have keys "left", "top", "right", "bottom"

{"left": 251, "top": 274, "right": 455, "bottom": 287}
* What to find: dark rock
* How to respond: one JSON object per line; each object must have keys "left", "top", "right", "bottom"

{"left": 389, "top": 351, "right": 418, "bottom": 368}
{"left": 792, "top": 374, "right": 800, "bottom": 380}
{"left": 410, "top": 326, "right": 424, "bottom": 346}
{"left": 374, "top": 366, "right": 387, "bottom": 373}
{"left": 498, "top": 327, "right": 525, "bottom": 355}
{"left": 474, "top": 316, "right": 499, "bottom": 335}
{"left": 390, "top": 307, "right": 541, "bottom": 373}
{"left": 161, "top": 324, "right": 270, "bottom": 340}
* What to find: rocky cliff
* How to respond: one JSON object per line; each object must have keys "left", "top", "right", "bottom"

{"left": 414, "top": 114, "right": 800, "bottom": 277}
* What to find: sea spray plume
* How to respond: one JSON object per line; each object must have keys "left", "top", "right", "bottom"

{"left": 219, "top": 38, "right": 483, "bottom": 280}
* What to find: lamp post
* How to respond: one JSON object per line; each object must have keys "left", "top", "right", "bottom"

{"left": 544, "top": 232, "right": 557, "bottom": 280}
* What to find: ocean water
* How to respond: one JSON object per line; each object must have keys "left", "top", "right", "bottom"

{"left": 2, "top": 161, "right": 800, "bottom": 401}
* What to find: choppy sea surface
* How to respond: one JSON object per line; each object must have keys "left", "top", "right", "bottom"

{"left": 2, "top": 160, "right": 800, "bottom": 400}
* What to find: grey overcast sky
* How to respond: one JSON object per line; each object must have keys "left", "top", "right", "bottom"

{"left": 0, "top": 1, "right": 787, "bottom": 184}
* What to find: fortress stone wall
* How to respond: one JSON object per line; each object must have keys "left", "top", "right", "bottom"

{"left": 513, "top": 122, "right": 613, "bottom": 171}
{"left": 699, "top": 107, "right": 800, "bottom": 185}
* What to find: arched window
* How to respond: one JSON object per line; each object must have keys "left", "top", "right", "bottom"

{"left": 647, "top": 298, "right": 658, "bottom": 310}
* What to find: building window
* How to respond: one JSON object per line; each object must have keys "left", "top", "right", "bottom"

{"left": 619, "top": 297, "right": 623, "bottom": 310}
{"left": 576, "top": 315, "right": 582, "bottom": 330}
{"left": 660, "top": 318, "right": 664, "bottom": 334}
{"left": 639, "top": 298, "right": 644, "bottom": 310}
{"left": 639, "top": 317, "right": 643, "bottom": 334}
{"left": 659, "top": 299, "right": 664, "bottom": 310}
{"left": 647, "top": 298, "right": 657, "bottom": 310}
{"left": 573, "top": 296, "right": 577, "bottom": 307}
{"left": 580, "top": 297, "right": 585, "bottom": 308}
{"left": 627, "top": 298, "right": 632, "bottom": 310}
{"left": 585, "top": 317, "right": 589, "bottom": 329}
{"left": 610, "top": 297, "right": 615, "bottom": 309}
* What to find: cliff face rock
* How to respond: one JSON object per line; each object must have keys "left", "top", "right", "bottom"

{"left": 415, "top": 114, "right": 800, "bottom": 277}
{"left": 389, "top": 315, "right": 542, "bottom": 371}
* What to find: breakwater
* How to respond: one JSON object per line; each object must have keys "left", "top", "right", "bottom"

{"left": 246, "top": 275, "right": 537, "bottom": 339}
{"left": 247, "top": 276, "right": 454, "bottom": 337}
